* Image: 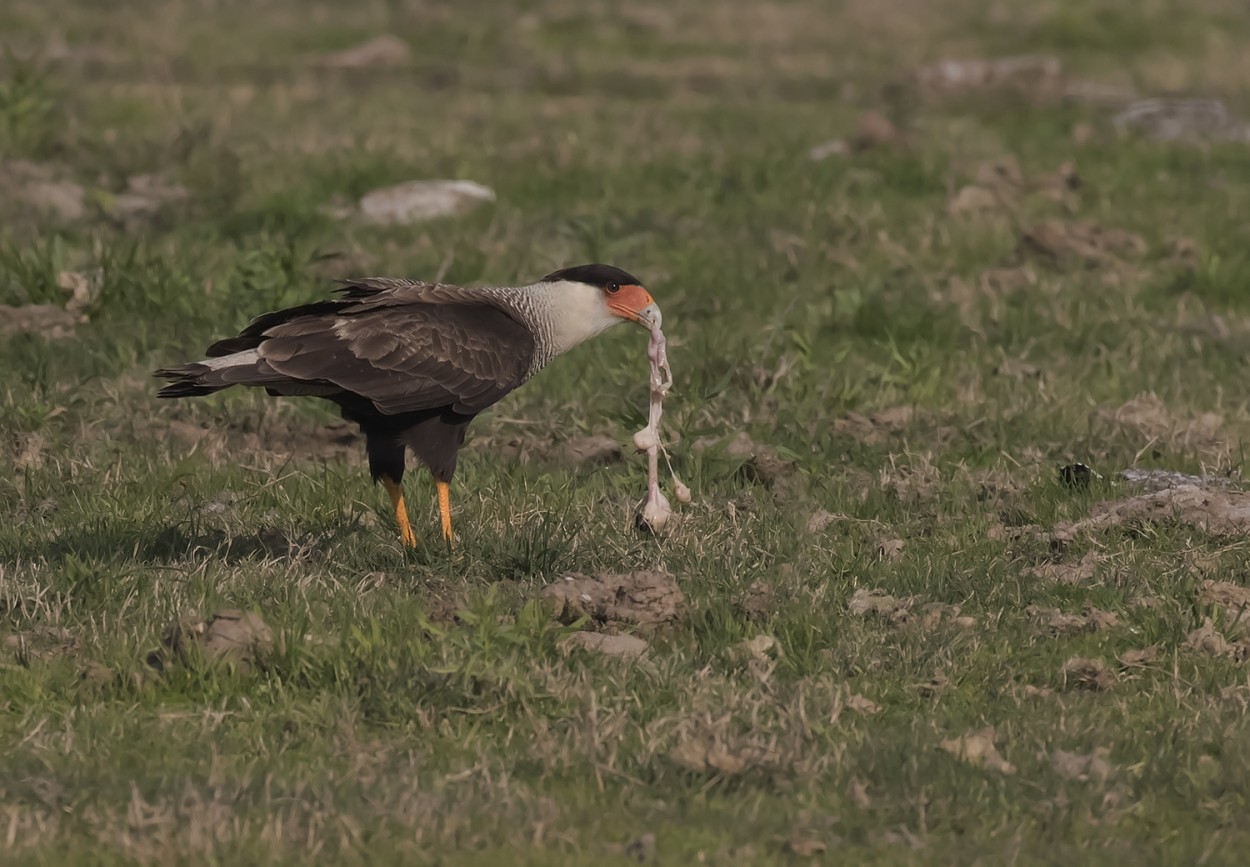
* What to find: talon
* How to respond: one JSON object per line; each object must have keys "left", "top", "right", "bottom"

{"left": 383, "top": 477, "right": 417, "bottom": 548}
{"left": 436, "top": 479, "right": 454, "bottom": 545}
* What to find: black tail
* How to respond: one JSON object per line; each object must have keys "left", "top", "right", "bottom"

{"left": 154, "top": 363, "right": 227, "bottom": 398}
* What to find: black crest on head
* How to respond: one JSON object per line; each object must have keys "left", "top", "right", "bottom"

{"left": 540, "top": 263, "right": 643, "bottom": 289}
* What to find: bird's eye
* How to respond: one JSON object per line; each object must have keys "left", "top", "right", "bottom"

{"left": 606, "top": 282, "right": 620, "bottom": 294}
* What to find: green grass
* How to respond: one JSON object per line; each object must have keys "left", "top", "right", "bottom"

{"left": 5, "top": 0, "right": 1250, "bottom": 863}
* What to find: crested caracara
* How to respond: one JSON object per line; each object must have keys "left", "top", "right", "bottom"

{"left": 156, "top": 264, "right": 658, "bottom": 546}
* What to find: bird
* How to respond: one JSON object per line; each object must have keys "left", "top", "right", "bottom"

{"left": 155, "top": 264, "right": 658, "bottom": 547}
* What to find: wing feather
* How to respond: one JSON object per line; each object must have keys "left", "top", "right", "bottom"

{"left": 256, "top": 299, "right": 534, "bottom": 415}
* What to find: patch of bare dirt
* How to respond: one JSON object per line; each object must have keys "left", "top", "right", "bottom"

{"left": 605, "top": 833, "right": 657, "bottom": 862}
{"left": 1118, "top": 646, "right": 1158, "bottom": 668}
{"left": 913, "top": 602, "right": 971, "bottom": 631}
{"left": 4, "top": 624, "right": 78, "bottom": 662}
{"left": 1052, "top": 485, "right": 1250, "bottom": 543}
{"left": 316, "top": 35, "right": 412, "bottom": 68}
{"left": 1121, "top": 468, "right": 1238, "bottom": 492}
{"left": 1094, "top": 393, "right": 1222, "bottom": 451}
{"left": 1018, "top": 219, "right": 1148, "bottom": 270}
{"left": 691, "top": 432, "right": 796, "bottom": 489}
{"left": 357, "top": 180, "right": 495, "bottom": 226}
{"left": 736, "top": 578, "right": 775, "bottom": 621}
{"left": 1024, "top": 552, "right": 1100, "bottom": 585}
{"left": 1113, "top": 98, "right": 1250, "bottom": 144}
{"left": 0, "top": 303, "right": 84, "bottom": 339}
{"left": 1184, "top": 618, "right": 1249, "bottom": 660}
{"left": 947, "top": 157, "right": 1080, "bottom": 216}
{"left": 0, "top": 160, "right": 85, "bottom": 221}
{"left": 558, "top": 435, "right": 623, "bottom": 465}
{"left": 1051, "top": 748, "right": 1113, "bottom": 782}
{"left": 808, "top": 110, "right": 904, "bottom": 161}
{"left": 542, "top": 571, "right": 683, "bottom": 630}
{"left": 561, "top": 631, "right": 648, "bottom": 660}
{"left": 831, "top": 405, "right": 923, "bottom": 445}
{"left": 0, "top": 267, "right": 97, "bottom": 345}
{"left": 986, "top": 521, "right": 1044, "bottom": 544}
{"left": 735, "top": 633, "right": 782, "bottom": 665}
{"left": 939, "top": 727, "right": 1016, "bottom": 775}
{"left": 1027, "top": 603, "right": 1118, "bottom": 635}
{"left": 164, "top": 416, "right": 362, "bottom": 466}
{"left": 1198, "top": 579, "right": 1250, "bottom": 638}
{"left": 804, "top": 509, "right": 839, "bottom": 534}
{"left": 876, "top": 537, "right": 905, "bottom": 560}
{"left": 150, "top": 609, "right": 273, "bottom": 675}
{"left": 847, "top": 693, "right": 880, "bottom": 716}
{"left": 468, "top": 431, "right": 625, "bottom": 468}
{"left": 914, "top": 55, "right": 1063, "bottom": 102}
{"left": 880, "top": 456, "right": 942, "bottom": 502}
{"left": 104, "top": 174, "right": 189, "bottom": 222}
{"left": 667, "top": 718, "right": 782, "bottom": 777}
{"left": 1061, "top": 657, "right": 1117, "bottom": 691}
{"left": 993, "top": 358, "right": 1043, "bottom": 380}
{"left": 847, "top": 588, "right": 915, "bottom": 624}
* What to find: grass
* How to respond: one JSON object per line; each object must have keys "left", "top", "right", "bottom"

{"left": 5, "top": 0, "right": 1250, "bottom": 862}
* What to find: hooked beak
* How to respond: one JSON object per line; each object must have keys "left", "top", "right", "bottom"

{"left": 608, "top": 284, "right": 661, "bottom": 329}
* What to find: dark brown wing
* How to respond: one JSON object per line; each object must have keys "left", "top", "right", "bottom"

{"left": 257, "top": 299, "right": 535, "bottom": 415}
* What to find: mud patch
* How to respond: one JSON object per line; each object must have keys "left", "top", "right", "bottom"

{"left": 164, "top": 415, "right": 362, "bottom": 466}
{"left": 561, "top": 632, "right": 649, "bottom": 660}
{"left": 667, "top": 717, "right": 782, "bottom": 777}
{"left": 807, "top": 109, "right": 904, "bottom": 161}
{"left": 559, "top": 435, "right": 623, "bottom": 466}
{"left": 1027, "top": 604, "right": 1118, "bottom": 635}
{"left": 356, "top": 180, "right": 495, "bottom": 226}
{"left": 831, "top": 405, "right": 938, "bottom": 446}
{"left": 880, "top": 456, "right": 942, "bottom": 503}
{"left": 947, "top": 157, "right": 1080, "bottom": 216}
{"left": 149, "top": 609, "right": 274, "bottom": 675}
{"left": 1024, "top": 552, "right": 1100, "bottom": 585}
{"left": 1061, "top": 657, "right": 1116, "bottom": 691}
{"left": 542, "top": 571, "right": 683, "bottom": 629}
{"left": 847, "top": 588, "right": 915, "bottom": 624}
{"left": 1121, "top": 468, "right": 1238, "bottom": 492}
{"left": 736, "top": 579, "right": 775, "bottom": 621}
{"left": 0, "top": 303, "right": 84, "bottom": 339}
{"left": 467, "top": 431, "right": 625, "bottom": 468}
{"left": 1118, "top": 646, "right": 1158, "bottom": 668}
{"left": 0, "top": 160, "right": 86, "bottom": 221}
{"left": 1052, "top": 485, "right": 1250, "bottom": 543}
{"left": 4, "top": 624, "right": 78, "bottom": 663}
{"left": 5, "top": 430, "right": 48, "bottom": 472}
{"left": 316, "top": 34, "right": 412, "bottom": 68}
{"left": 847, "top": 693, "right": 881, "bottom": 716}
{"left": 735, "top": 633, "right": 781, "bottom": 665}
{"left": 1185, "top": 619, "right": 1250, "bottom": 660}
{"left": 691, "top": 432, "right": 796, "bottom": 489}
{"left": 939, "top": 727, "right": 1016, "bottom": 775}
{"left": 1095, "top": 393, "right": 1222, "bottom": 451}
{"left": 914, "top": 55, "right": 1063, "bottom": 102}
{"left": 1198, "top": 580, "right": 1250, "bottom": 638}
{"left": 1113, "top": 98, "right": 1250, "bottom": 144}
{"left": 1051, "top": 748, "right": 1113, "bottom": 782}
{"left": 1018, "top": 219, "right": 1147, "bottom": 270}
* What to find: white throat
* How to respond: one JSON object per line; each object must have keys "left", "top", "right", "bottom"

{"left": 506, "top": 280, "right": 623, "bottom": 372}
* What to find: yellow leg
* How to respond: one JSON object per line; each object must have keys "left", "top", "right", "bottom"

{"left": 436, "top": 479, "right": 453, "bottom": 544}
{"left": 383, "top": 477, "right": 417, "bottom": 548}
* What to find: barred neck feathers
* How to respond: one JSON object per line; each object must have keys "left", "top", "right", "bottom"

{"left": 490, "top": 280, "right": 622, "bottom": 374}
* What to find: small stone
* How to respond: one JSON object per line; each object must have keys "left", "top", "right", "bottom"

{"left": 357, "top": 180, "right": 495, "bottom": 225}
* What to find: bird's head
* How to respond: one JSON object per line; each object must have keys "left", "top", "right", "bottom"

{"left": 537, "top": 263, "right": 659, "bottom": 353}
